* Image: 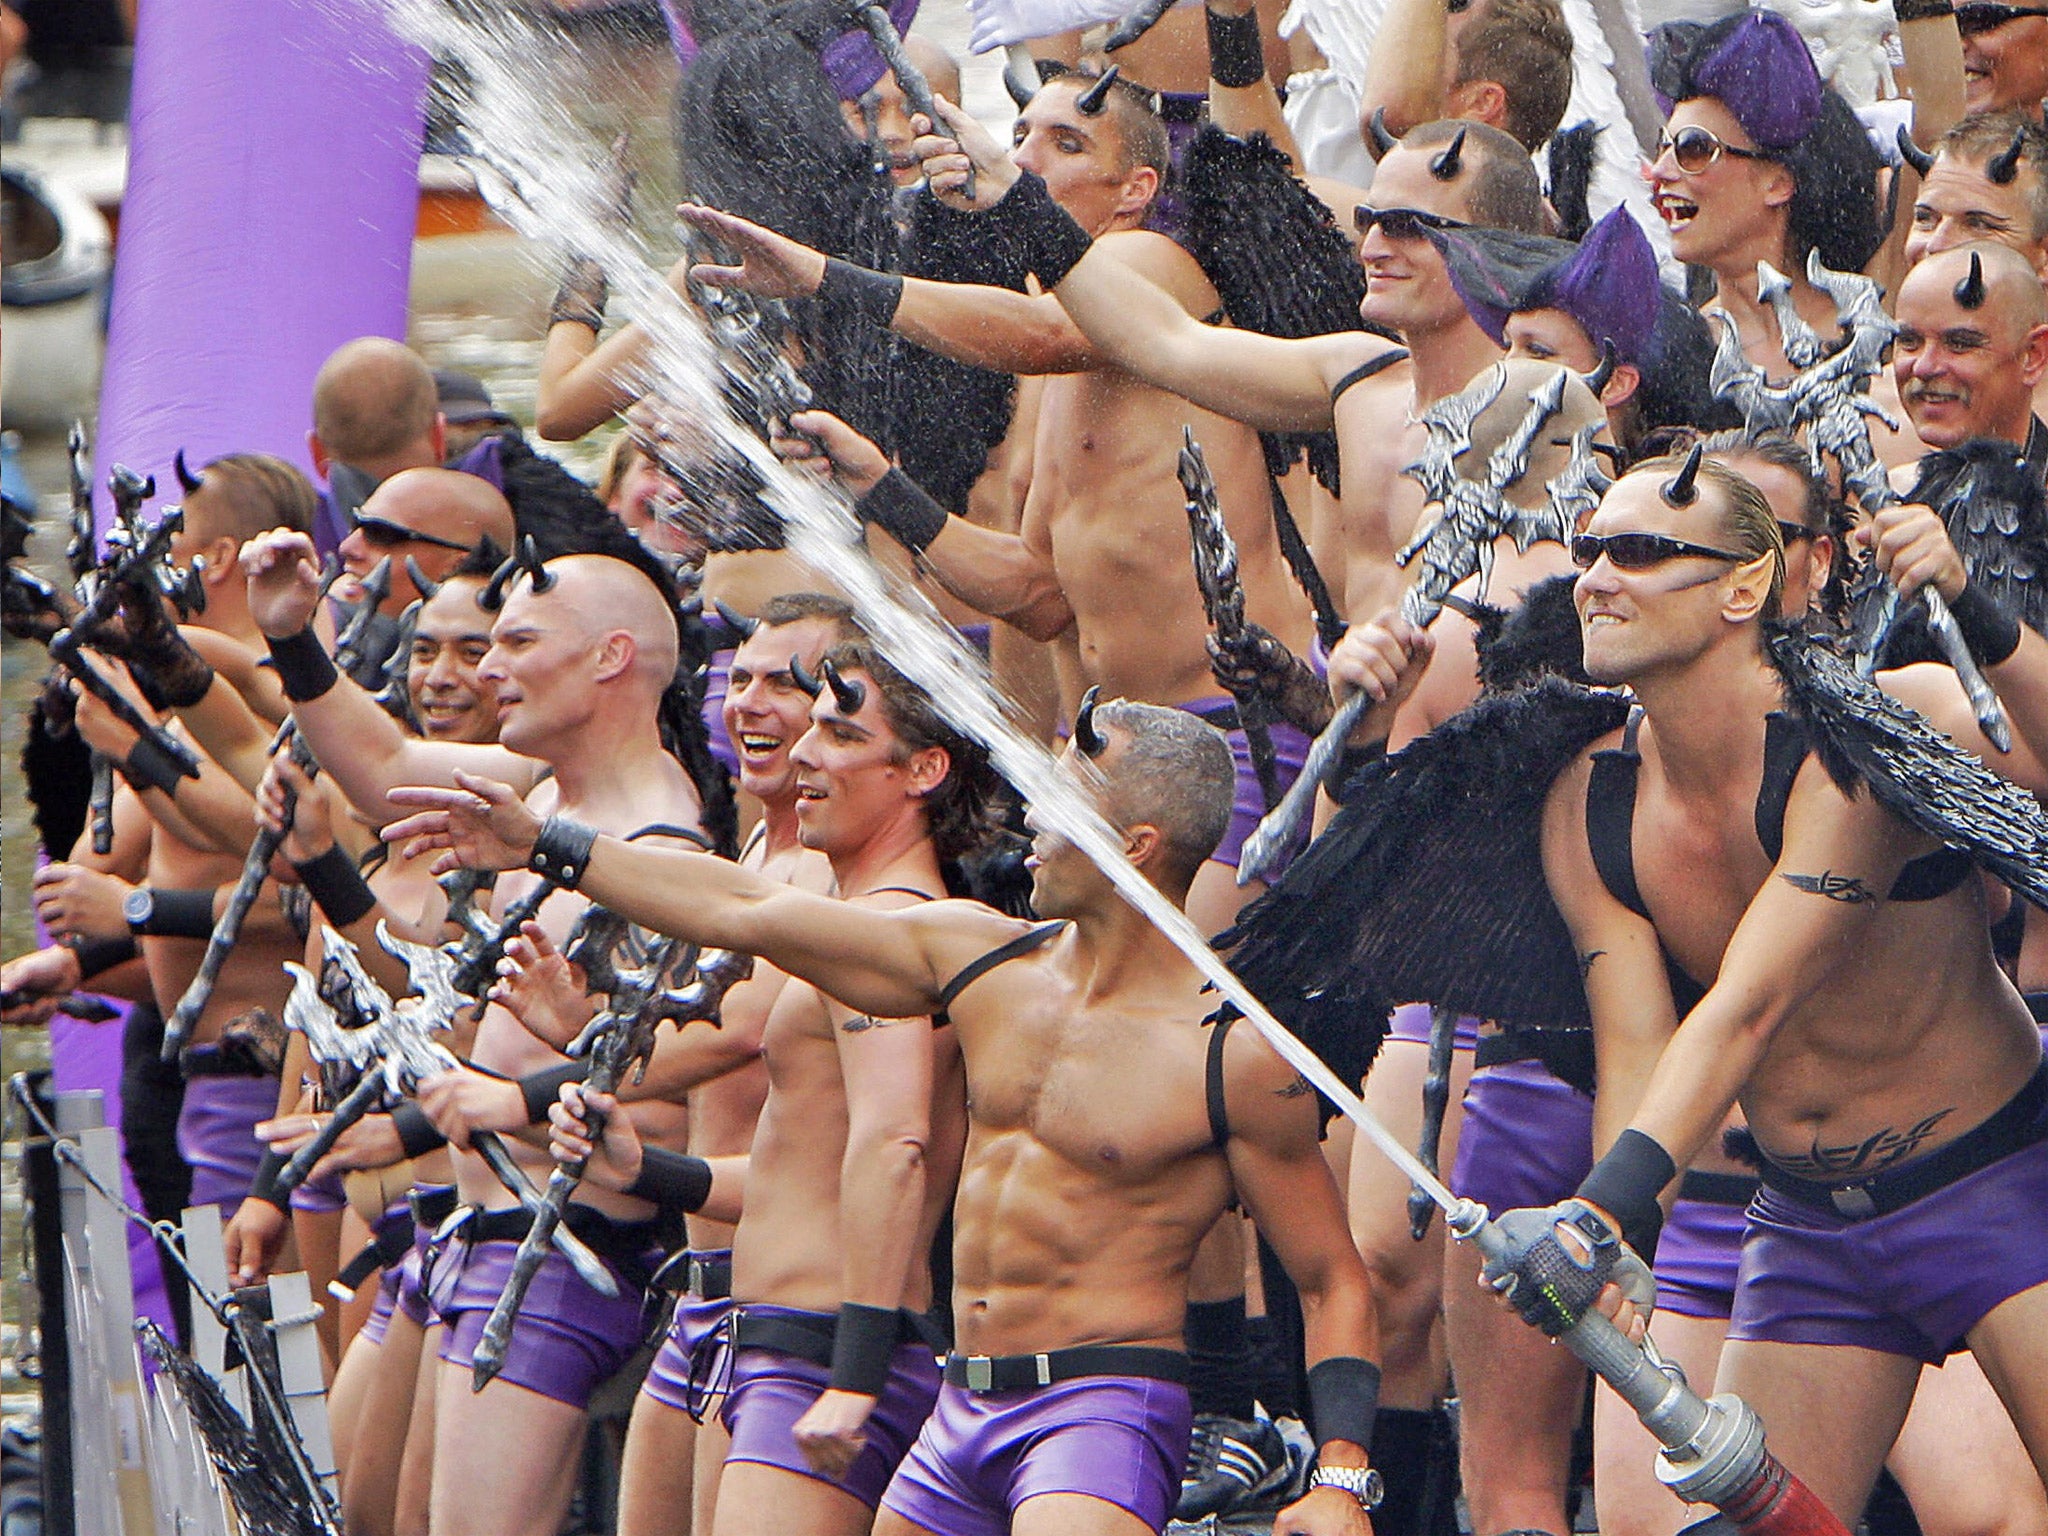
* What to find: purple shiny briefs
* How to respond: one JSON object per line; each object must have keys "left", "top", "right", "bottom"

{"left": 702, "top": 648, "right": 739, "bottom": 776}
{"left": 1176, "top": 696, "right": 1310, "bottom": 872}
{"left": 289, "top": 1165, "right": 348, "bottom": 1215}
{"left": 1729, "top": 1102, "right": 2048, "bottom": 1364}
{"left": 435, "top": 1233, "right": 653, "bottom": 1409}
{"left": 719, "top": 1304, "right": 941, "bottom": 1509}
{"left": 1385, "top": 1003, "right": 1482, "bottom": 1052}
{"left": 357, "top": 1200, "right": 431, "bottom": 1348}
{"left": 176, "top": 1075, "right": 280, "bottom": 1214}
{"left": 1451, "top": 1057, "right": 1593, "bottom": 1216}
{"left": 883, "top": 1375, "right": 1194, "bottom": 1536}
{"left": 641, "top": 1249, "right": 738, "bottom": 1418}
{"left": 1654, "top": 1187, "right": 1751, "bottom": 1322}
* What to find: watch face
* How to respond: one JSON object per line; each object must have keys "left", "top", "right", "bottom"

{"left": 123, "top": 889, "right": 153, "bottom": 927}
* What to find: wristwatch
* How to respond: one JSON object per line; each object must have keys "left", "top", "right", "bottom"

{"left": 1310, "top": 1464, "right": 1384, "bottom": 1510}
{"left": 123, "top": 887, "right": 156, "bottom": 934}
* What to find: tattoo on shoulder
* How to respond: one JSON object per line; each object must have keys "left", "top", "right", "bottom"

{"left": 839, "top": 1013, "right": 915, "bottom": 1034}
{"left": 1779, "top": 870, "right": 1879, "bottom": 904}
{"left": 1274, "top": 1075, "right": 1315, "bottom": 1100}
{"left": 1577, "top": 950, "right": 1605, "bottom": 978}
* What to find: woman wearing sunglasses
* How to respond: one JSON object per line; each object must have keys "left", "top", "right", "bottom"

{"left": 1644, "top": 9, "right": 1883, "bottom": 382}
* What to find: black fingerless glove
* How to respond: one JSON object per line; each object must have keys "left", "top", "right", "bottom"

{"left": 987, "top": 171, "right": 1096, "bottom": 288}
{"left": 550, "top": 256, "right": 608, "bottom": 331}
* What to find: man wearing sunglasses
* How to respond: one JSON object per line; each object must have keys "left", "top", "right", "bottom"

{"left": 1476, "top": 450, "right": 2048, "bottom": 1532}
{"left": 336, "top": 466, "right": 515, "bottom": 624}
{"left": 1957, "top": 1, "right": 2048, "bottom": 115}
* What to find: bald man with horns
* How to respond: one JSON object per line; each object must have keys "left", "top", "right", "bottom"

{"left": 237, "top": 529, "right": 710, "bottom": 1536}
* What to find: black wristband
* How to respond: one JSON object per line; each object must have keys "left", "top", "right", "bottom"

{"left": 828, "top": 1302, "right": 902, "bottom": 1396}
{"left": 1893, "top": 0, "right": 1953, "bottom": 20}
{"left": 1207, "top": 4, "right": 1266, "bottom": 88}
{"left": 250, "top": 1148, "right": 292, "bottom": 1212}
{"left": 519, "top": 1060, "right": 589, "bottom": 1125}
{"left": 133, "top": 888, "right": 218, "bottom": 940}
{"left": 1305, "top": 1356, "right": 1382, "bottom": 1450}
{"left": 266, "top": 628, "right": 340, "bottom": 703}
{"left": 818, "top": 258, "right": 906, "bottom": 330}
{"left": 1576, "top": 1128, "right": 1676, "bottom": 1261}
{"left": 67, "top": 933, "right": 139, "bottom": 981}
{"left": 529, "top": 816, "right": 600, "bottom": 889}
{"left": 622, "top": 1146, "right": 716, "bottom": 1213}
{"left": 392, "top": 1099, "right": 449, "bottom": 1159}
{"left": 1335, "top": 740, "right": 1387, "bottom": 801}
{"left": 857, "top": 468, "right": 952, "bottom": 555}
{"left": 1946, "top": 580, "right": 2023, "bottom": 668}
{"left": 123, "top": 734, "right": 189, "bottom": 797}
{"left": 990, "top": 171, "right": 1096, "bottom": 288}
{"left": 292, "top": 844, "right": 379, "bottom": 929}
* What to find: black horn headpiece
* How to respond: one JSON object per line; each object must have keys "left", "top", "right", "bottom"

{"left": 820, "top": 656, "right": 866, "bottom": 715}
{"left": 1073, "top": 684, "right": 1106, "bottom": 757}
{"left": 1661, "top": 442, "right": 1704, "bottom": 507}
{"left": 1429, "top": 126, "right": 1466, "bottom": 181}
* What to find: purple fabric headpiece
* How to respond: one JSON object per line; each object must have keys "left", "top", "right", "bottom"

{"left": 1686, "top": 9, "right": 1822, "bottom": 151}
{"left": 1530, "top": 208, "right": 1663, "bottom": 368}
{"left": 820, "top": 0, "right": 921, "bottom": 102}
{"left": 1426, "top": 224, "right": 1574, "bottom": 344}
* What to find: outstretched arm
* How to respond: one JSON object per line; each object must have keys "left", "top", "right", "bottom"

{"left": 915, "top": 103, "right": 1384, "bottom": 432}
{"left": 240, "top": 529, "right": 542, "bottom": 822}
{"left": 384, "top": 772, "right": 1016, "bottom": 1018}
{"left": 776, "top": 411, "right": 1073, "bottom": 640}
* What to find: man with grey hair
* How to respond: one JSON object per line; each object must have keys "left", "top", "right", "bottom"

{"left": 385, "top": 688, "right": 1389, "bottom": 1536}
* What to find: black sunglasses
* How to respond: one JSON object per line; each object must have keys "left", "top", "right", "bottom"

{"left": 1353, "top": 205, "right": 1470, "bottom": 240}
{"left": 351, "top": 513, "right": 473, "bottom": 553}
{"left": 1570, "top": 531, "right": 1750, "bottom": 570}
{"left": 1957, "top": 2, "right": 2048, "bottom": 33}
{"left": 1657, "top": 124, "right": 1775, "bottom": 174}
{"left": 1776, "top": 520, "right": 1819, "bottom": 545}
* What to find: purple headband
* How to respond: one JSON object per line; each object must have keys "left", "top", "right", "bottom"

{"left": 1686, "top": 9, "right": 1823, "bottom": 151}
{"left": 1530, "top": 208, "right": 1663, "bottom": 368}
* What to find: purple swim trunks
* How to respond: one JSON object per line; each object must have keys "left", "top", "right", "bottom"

{"left": 719, "top": 1304, "right": 942, "bottom": 1508}
{"left": 434, "top": 1220, "right": 657, "bottom": 1408}
{"left": 1385, "top": 1002, "right": 1482, "bottom": 1052}
{"left": 1654, "top": 1172, "right": 1756, "bottom": 1321}
{"left": 882, "top": 1374, "right": 1194, "bottom": 1536}
{"left": 176, "top": 1074, "right": 281, "bottom": 1214}
{"left": 1728, "top": 1081, "right": 2048, "bottom": 1364}
{"left": 702, "top": 647, "right": 739, "bottom": 776}
{"left": 1451, "top": 1056, "right": 1593, "bottom": 1216}
{"left": 289, "top": 1165, "right": 349, "bottom": 1215}
{"left": 641, "top": 1248, "right": 737, "bottom": 1418}
{"left": 1176, "top": 696, "right": 1310, "bottom": 873}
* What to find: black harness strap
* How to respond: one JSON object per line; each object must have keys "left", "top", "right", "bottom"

{"left": 627, "top": 822, "right": 714, "bottom": 849}
{"left": 1329, "top": 347, "right": 1410, "bottom": 406}
{"left": 1205, "top": 1013, "right": 1236, "bottom": 1150}
{"left": 932, "top": 921, "right": 1065, "bottom": 1025}
{"left": 1586, "top": 707, "right": 1648, "bottom": 919}
{"left": 1753, "top": 713, "right": 1807, "bottom": 862}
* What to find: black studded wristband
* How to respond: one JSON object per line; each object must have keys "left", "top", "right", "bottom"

{"left": 266, "top": 628, "right": 340, "bottom": 703}
{"left": 1206, "top": 5, "right": 1266, "bottom": 87}
{"left": 528, "top": 816, "right": 600, "bottom": 889}
{"left": 1946, "top": 580, "right": 2023, "bottom": 668}
{"left": 292, "top": 844, "right": 379, "bottom": 929}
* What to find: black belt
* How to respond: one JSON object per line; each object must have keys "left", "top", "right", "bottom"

{"left": 732, "top": 1306, "right": 947, "bottom": 1369}
{"left": 1677, "top": 1170, "right": 1759, "bottom": 1207}
{"left": 459, "top": 1203, "right": 660, "bottom": 1286}
{"left": 943, "top": 1344, "right": 1190, "bottom": 1393}
{"left": 337, "top": 1215, "right": 416, "bottom": 1292}
{"left": 1472, "top": 1029, "right": 1597, "bottom": 1095}
{"left": 410, "top": 1184, "right": 459, "bottom": 1230}
{"left": 1757, "top": 1062, "right": 2048, "bottom": 1220}
{"left": 651, "top": 1249, "right": 733, "bottom": 1300}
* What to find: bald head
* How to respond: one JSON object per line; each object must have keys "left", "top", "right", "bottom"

{"left": 530, "top": 553, "right": 680, "bottom": 692}
{"left": 1907, "top": 241, "right": 2048, "bottom": 330}
{"left": 345, "top": 468, "right": 516, "bottom": 609}
{"left": 1894, "top": 243, "right": 2048, "bottom": 448}
{"left": 312, "top": 338, "right": 441, "bottom": 473}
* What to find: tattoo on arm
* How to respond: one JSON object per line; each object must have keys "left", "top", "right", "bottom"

{"left": 1770, "top": 1109, "right": 1954, "bottom": 1177}
{"left": 1274, "top": 1075, "right": 1315, "bottom": 1099}
{"left": 1779, "top": 870, "right": 1879, "bottom": 905}
{"left": 1577, "top": 950, "right": 1605, "bottom": 978}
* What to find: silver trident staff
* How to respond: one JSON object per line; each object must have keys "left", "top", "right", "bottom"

{"left": 1181, "top": 428, "right": 1282, "bottom": 810}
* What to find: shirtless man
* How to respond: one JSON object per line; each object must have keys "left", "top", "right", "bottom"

{"left": 336, "top": 467, "right": 517, "bottom": 617}
{"left": 678, "top": 66, "right": 1314, "bottom": 932}
{"left": 910, "top": 102, "right": 1541, "bottom": 630}
{"left": 388, "top": 696, "right": 1385, "bottom": 1536}
{"left": 1487, "top": 453, "right": 2048, "bottom": 1525}
{"left": 236, "top": 528, "right": 706, "bottom": 1536}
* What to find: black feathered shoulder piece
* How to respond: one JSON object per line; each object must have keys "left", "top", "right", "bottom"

{"left": 1180, "top": 125, "right": 1365, "bottom": 497}
{"left": 1866, "top": 438, "right": 2048, "bottom": 667}
{"left": 1474, "top": 574, "right": 1589, "bottom": 694}
{"left": 1219, "top": 676, "right": 1630, "bottom": 1089}
{"left": 1765, "top": 622, "right": 2048, "bottom": 907}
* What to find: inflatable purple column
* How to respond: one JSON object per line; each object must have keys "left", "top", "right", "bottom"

{"left": 91, "top": 0, "right": 428, "bottom": 507}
